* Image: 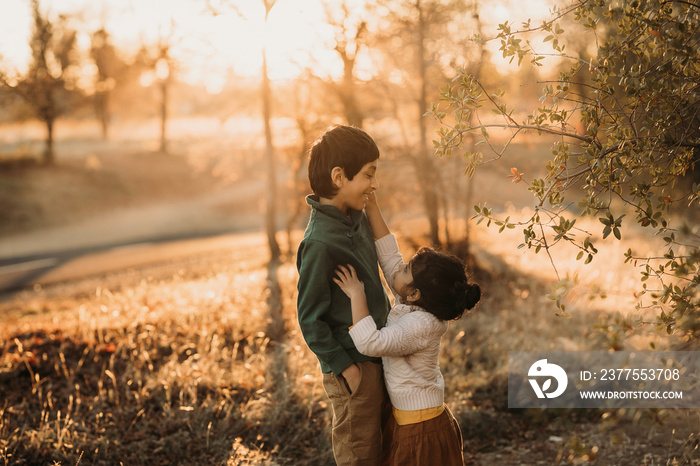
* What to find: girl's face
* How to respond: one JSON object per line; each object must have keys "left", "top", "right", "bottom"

{"left": 393, "top": 260, "right": 417, "bottom": 302}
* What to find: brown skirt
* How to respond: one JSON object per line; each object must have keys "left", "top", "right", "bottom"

{"left": 381, "top": 404, "right": 464, "bottom": 466}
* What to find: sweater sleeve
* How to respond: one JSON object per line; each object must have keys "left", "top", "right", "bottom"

{"left": 374, "top": 234, "right": 403, "bottom": 292}
{"left": 297, "top": 239, "right": 354, "bottom": 375}
{"left": 349, "top": 309, "right": 440, "bottom": 358}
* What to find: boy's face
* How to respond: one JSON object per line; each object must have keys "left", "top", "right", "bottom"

{"left": 334, "top": 161, "right": 379, "bottom": 213}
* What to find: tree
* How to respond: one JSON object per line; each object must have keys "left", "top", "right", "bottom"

{"left": 90, "top": 28, "right": 121, "bottom": 140}
{"left": 132, "top": 23, "right": 177, "bottom": 154}
{"left": 155, "top": 40, "right": 173, "bottom": 153}
{"left": 324, "top": 0, "right": 370, "bottom": 128}
{"left": 430, "top": 0, "right": 699, "bottom": 342}
{"left": 414, "top": 0, "right": 440, "bottom": 245}
{"left": 262, "top": 0, "right": 282, "bottom": 264}
{"left": 0, "top": 0, "right": 81, "bottom": 164}
{"left": 284, "top": 70, "right": 328, "bottom": 255}
{"left": 203, "top": 0, "right": 281, "bottom": 263}
{"left": 462, "top": 0, "right": 487, "bottom": 246}
{"left": 374, "top": 0, "right": 468, "bottom": 246}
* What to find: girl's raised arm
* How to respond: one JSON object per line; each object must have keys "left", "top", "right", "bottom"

{"left": 364, "top": 192, "right": 390, "bottom": 240}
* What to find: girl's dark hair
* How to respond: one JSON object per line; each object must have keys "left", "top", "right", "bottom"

{"left": 308, "top": 125, "right": 380, "bottom": 198}
{"left": 409, "top": 247, "right": 481, "bottom": 321}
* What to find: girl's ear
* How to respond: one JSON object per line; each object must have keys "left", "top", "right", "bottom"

{"left": 330, "top": 166, "right": 346, "bottom": 189}
{"left": 406, "top": 288, "right": 421, "bottom": 304}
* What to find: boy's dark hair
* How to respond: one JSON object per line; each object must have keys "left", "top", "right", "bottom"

{"left": 409, "top": 248, "right": 481, "bottom": 321}
{"left": 308, "top": 125, "right": 380, "bottom": 198}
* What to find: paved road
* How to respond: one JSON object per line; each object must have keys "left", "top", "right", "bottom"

{"left": 0, "top": 233, "right": 264, "bottom": 293}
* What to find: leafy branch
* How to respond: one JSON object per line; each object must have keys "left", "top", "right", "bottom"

{"left": 430, "top": 0, "right": 700, "bottom": 343}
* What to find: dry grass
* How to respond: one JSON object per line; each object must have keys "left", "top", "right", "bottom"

{"left": 0, "top": 134, "right": 697, "bottom": 464}
{"left": 1, "top": 229, "right": 698, "bottom": 464}
{"left": 0, "top": 236, "right": 332, "bottom": 465}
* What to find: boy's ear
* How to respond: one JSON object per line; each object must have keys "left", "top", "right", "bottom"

{"left": 330, "top": 166, "right": 346, "bottom": 188}
{"left": 406, "top": 288, "right": 421, "bottom": 304}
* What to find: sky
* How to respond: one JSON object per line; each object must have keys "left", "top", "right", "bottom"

{"left": 0, "top": 0, "right": 558, "bottom": 93}
{"left": 0, "top": 0, "right": 365, "bottom": 91}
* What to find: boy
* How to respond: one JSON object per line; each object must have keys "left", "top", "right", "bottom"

{"left": 296, "top": 125, "right": 391, "bottom": 465}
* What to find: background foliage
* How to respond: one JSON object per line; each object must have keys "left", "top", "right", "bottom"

{"left": 430, "top": 0, "right": 700, "bottom": 344}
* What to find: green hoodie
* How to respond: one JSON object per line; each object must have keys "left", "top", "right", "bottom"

{"left": 296, "top": 195, "right": 391, "bottom": 375}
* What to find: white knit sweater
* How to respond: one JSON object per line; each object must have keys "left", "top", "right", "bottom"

{"left": 349, "top": 234, "right": 448, "bottom": 411}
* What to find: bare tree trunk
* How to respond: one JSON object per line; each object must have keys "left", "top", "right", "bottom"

{"left": 44, "top": 118, "right": 54, "bottom": 165}
{"left": 464, "top": 161, "right": 474, "bottom": 252}
{"left": 441, "top": 191, "right": 451, "bottom": 248}
{"left": 286, "top": 118, "right": 312, "bottom": 256}
{"left": 416, "top": 0, "right": 440, "bottom": 246}
{"left": 340, "top": 56, "right": 363, "bottom": 128}
{"left": 96, "top": 91, "right": 110, "bottom": 140}
{"left": 463, "top": 0, "right": 485, "bottom": 252}
{"left": 262, "top": 47, "right": 281, "bottom": 263}
{"left": 327, "top": 3, "right": 367, "bottom": 129}
{"left": 159, "top": 81, "right": 167, "bottom": 153}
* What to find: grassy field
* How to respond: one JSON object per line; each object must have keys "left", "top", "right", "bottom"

{"left": 0, "top": 139, "right": 698, "bottom": 464}
{"left": 0, "top": 234, "right": 332, "bottom": 465}
{"left": 1, "top": 229, "right": 698, "bottom": 465}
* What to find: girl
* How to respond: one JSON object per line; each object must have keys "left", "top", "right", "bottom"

{"left": 333, "top": 195, "right": 480, "bottom": 466}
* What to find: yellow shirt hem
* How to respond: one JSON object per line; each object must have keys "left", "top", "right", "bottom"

{"left": 392, "top": 405, "right": 444, "bottom": 426}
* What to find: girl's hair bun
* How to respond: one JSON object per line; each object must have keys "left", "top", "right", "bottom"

{"left": 410, "top": 247, "right": 482, "bottom": 320}
{"left": 463, "top": 283, "right": 481, "bottom": 310}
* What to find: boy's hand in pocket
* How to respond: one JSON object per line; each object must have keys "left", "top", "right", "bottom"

{"left": 341, "top": 363, "right": 360, "bottom": 394}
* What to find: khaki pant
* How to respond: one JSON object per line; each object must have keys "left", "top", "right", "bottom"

{"left": 322, "top": 361, "right": 390, "bottom": 466}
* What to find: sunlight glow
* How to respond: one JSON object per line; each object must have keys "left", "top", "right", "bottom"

{"left": 0, "top": 2, "right": 31, "bottom": 74}
{"left": 0, "top": 0, "right": 343, "bottom": 84}
{"left": 140, "top": 71, "right": 155, "bottom": 88}
{"left": 155, "top": 59, "right": 170, "bottom": 80}
{"left": 76, "top": 63, "right": 98, "bottom": 93}
{"left": 0, "top": 0, "right": 561, "bottom": 86}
